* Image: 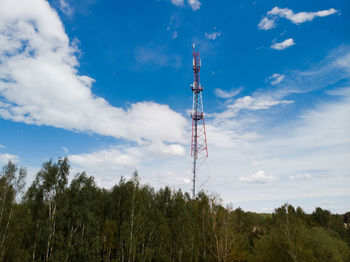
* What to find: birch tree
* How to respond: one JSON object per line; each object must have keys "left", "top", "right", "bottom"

{"left": 0, "top": 161, "right": 26, "bottom": 261}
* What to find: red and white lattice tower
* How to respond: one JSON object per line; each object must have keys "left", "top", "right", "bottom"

{"left": 190, "top": 43, "right": 208, "bottom": 199}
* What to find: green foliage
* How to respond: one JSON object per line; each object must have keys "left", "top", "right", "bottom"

{"left": 1, "top": 160, "right": 349, "bottom": 262}
{"left": 0, "top": 161, "right": 27, "bottom": 261}
{"left": 249, "top": 204, "right": 350, "bottom": 262}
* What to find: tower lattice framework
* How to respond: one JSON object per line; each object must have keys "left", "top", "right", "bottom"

{"left": 190, "top": 44, "right": 208, "bottom": 199}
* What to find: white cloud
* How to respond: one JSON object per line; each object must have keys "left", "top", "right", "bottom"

{"left": 70, "top": 149, "right": 138, "bottom": 170}
{"left": 201, "top": 47, "right": 350, "bottom": 211}
{"left": 212, "top": 94, "right": 293, "bottom": 120}
{"left": 289, "top": 173, "right": 312, "bottom": 181}
{"left": 259, "top": 7, "right": 338, "bottom": 30}
{"left": 0, "top": 0, "right": 187, "bottom": 144}
{"left": 184, "top": 178, "right": 191, "bottom": 184}
{"left": 0, "top": 144, "right": 6, "bottom": 149}
{"left": 168, "top": 0, "right": 201, "bottom": 11}
{"left": 214, "top": 88, "right": 241, "bottom": 99}
{"left": 269, "top": 73, "right": 285, "bottom": 85}
{"left": 61, "top": 146, "right": 69, "bottom": 154}
{"left": 327, "top": 87, "right": 350, "bottom": 96}
{"left": 271, "top": 38, "right": 295, "bottom": 50}
{"left": 187, "top": 0, "right": 201, "bottom": 11}
{"left": 170, "top": 0, "right": 185, "bottom": 6}
{"left": 239, "top": 170, "right": 276, "bottom": 184}
{"left": 3, "top": 0, "right": 349, "bottom": 213}
{"left": 135, "top": 46, "right": 182, "bottom": 68}
{"left": 167, "top": 15, "right": 179, "bottom": 40}
{"left": 172, "top": 31, "right": 178, "bottom": 39}
{"left": 65, "top": 47, "right": 350, "bottom": 213}
{"left": 230, "top": 95, "right": 293, "bottom": 110}
{"left": 70, "top": 142, "right": 186, "bottom": 167}
{"left": 290, "top": 89, "right": 350, "bottom": 149}
{"left": 268, "top": 7, "right": 338, "bottom": 24}
{"left": 58, "top": 0, "right": 73, "bottom": 16}
{"left": 258, "top": 17, "right": 276, "bottom": 30}
{"left": 204, "top": 31, "right": 221, "bottom": 40}
{"left": 69, "top": 141, "right": 187, "bottom": 188}
{"left": 0, "top": 153, "right": 19, "bottom": 164}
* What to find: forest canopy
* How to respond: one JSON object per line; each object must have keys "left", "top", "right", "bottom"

{"left": 0, "top": 158, "right": 349, "bottom": 262}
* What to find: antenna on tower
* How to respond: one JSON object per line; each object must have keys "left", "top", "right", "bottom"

{"left": 190, "top": 43, "right": 208, "bottom": 199}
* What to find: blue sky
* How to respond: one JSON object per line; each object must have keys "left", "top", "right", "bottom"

{"left": 0, "top": 0, "right": 349, "bottom": 213}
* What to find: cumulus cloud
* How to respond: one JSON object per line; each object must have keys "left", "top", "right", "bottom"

{"left": 271, "top": 38, "right": 295, "bottom": 50}
{"left": 214, "top": 88, "right": 241, "bottom": 99}
{"left": 0, "top": 145, "right": 6, "bottom": 149}
{"left": 258, "top": 17, "right": 276, "bottom": 30}
{"left": 258, "top": 7, "right": 338, "bottom": 30}
{"left": 70, "top": 149, "right": 138, "bottom": 170}
{"left": 268, "top": 7, "right": 338, "bottom": 24}
{"left": 70, "top": 142, "right": 186, "bottom": 167}
{"left": 187, "top": 0, "right": 201, "bottom": 11}
{"left": 239, "top": 170, "right": 276, "bottom": 184}
{"left": 204, "top": 31, "right": 221, "bottom": 40}
{"left": 69, "top": 142, "right": 187, "bottom": 188}
{"left": 0, "top": 0, "right": 187, "bottom": 144}
{"left": 0, "top": 153, "right": 19, "bottom": 164}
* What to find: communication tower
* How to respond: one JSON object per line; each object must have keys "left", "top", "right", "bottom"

{"left": 190, "top": 44, "right": 208, "bottom": 199}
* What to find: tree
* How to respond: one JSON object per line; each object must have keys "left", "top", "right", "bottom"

{"left": 0, "top": 159, "right": 349, "bottom": 262}
{"left": 305, "top": 227, "right": 349, "bottom": 262}
{"left": 249, "top": 204, "right": 350, "bottom": 262}
{"left": 312, "top": 207, "right": 332, "bottom": 228}
{"left": 101, "top": 219, "right": 118, "bottom": 262}
{"left": 205, "top": 196, "right": 246, "bottom": 262}
{"left": 64, "top": 172, "right": 101, "bottom": 261}
{"left": 0, "top": 161, "right": 27, "bottom": 261}
{"left": 24, "top": 158, "right": 69, "bottom": 262}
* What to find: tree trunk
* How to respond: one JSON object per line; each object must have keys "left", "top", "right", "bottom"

{"left": 283, "top": 210, "right": 298, "bottom": 262}
{"left": 0, "top": 189, "right": 8, "bottom": 227}
{"left": 65, "top": 225, "right": 77, "bottom": 262}
{"left": 121, "top": 241, "right": 124, "bottom": 262}
{"left": 108, "top": 246, "right": 112, "bottom": 262}
{"left": 128, "top": 186, "right": 136, "bottom": 262}
{"left": 32, "top": 222, "right": 39, "bottom": 261}
{"left": 45, "top": 200, "right": 56, "bottom": 262}
{"left": 0, "top": 203, "right": 13, "bottom": 261}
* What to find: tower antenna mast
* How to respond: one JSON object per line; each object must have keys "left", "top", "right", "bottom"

{"left": 190, "top": 43, "right": 208, "bottom": 199}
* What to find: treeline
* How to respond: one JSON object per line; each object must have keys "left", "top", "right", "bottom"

{"left": 0, "top": 158, "right": 349, "bottom": 262}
